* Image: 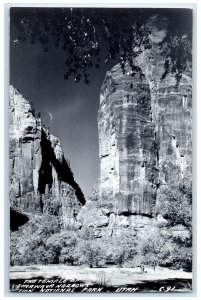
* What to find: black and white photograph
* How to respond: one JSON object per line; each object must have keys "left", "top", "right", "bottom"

{"left": 8, "top": 5, "right": 193, "bottom": 294}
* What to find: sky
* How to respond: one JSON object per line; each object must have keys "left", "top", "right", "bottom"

{"left": 10, "top": 9, "right": 118, "bottom": 197}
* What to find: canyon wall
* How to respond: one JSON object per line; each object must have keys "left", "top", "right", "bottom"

{"left": 96, "top": 16, "right": 192, "bottom": 228}
{"left": 9, "top": 86, "right": 85, "bottom": 229}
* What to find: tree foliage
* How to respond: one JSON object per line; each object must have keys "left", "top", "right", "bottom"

{"left": 155, "top": 181, "right": 192, "bottom": 229}
{"left": 10, "top": 214, "right": 60, "bottom": 265}
{"left": 149, "top": 181, "right": 192, "bottom": 271}
{"left": 10, "top": 217, "right": 137, "bottom": 268}
{"left": 11, "top": 8, "right": 192, "bottom": 84}
{"left": 134, "top": 226, "right": 172, "bottom": 268}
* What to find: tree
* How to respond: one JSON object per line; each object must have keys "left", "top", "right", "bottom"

{"left": 10, "top": 8, "right": 192, "bottom": 85}
{"left": 58, "top": 231, "right": 78, "bottom": 265}
{"left": 154, "top": 183, "right": 192, "bottom": 229}
{"left": 75, "top": 227, "right": 106, "bottom": 267}
{"left": 151, "top": 180, "right": 192, "bottom": 271}
{"left": 135, "top": 226, "right": 172, "bottom": 270}
{"left": 45, "top": 230, "right": 78, "bottom": 264}
{"left": 132, "top": 178, "right": 192, "bottom": 272}
{"left": 10, "top": 214, "right": 61, "bottom": 265}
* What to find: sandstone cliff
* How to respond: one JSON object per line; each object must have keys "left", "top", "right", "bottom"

{"left": 9, "top": 86, "right": 85, "bottom": 230}
{"left": 98, "top": 65, "right": 158, "bottom": 217}
{"left": 79, "top": 15, "right": 192, "bottom": 232}
{"left": 97, "top": 59, "right": 191, "bottom": 215}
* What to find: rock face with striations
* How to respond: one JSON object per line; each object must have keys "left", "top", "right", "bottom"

{"left": 95, "top": 15, "right": 192, "bottom": 229}
{"left": 98, "top": 65, "right": 158, "bottom": 218}
{"left": 9, "top": 86, "right": 85, "bottom": 229}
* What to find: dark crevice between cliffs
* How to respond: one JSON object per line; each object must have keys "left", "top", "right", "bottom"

{"left": 38, "top": 129, "right": 85, "bottom": 205}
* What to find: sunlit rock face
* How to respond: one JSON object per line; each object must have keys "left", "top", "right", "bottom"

{"left": 97, "top": 15, "right": 192, "bottom": 225}
{"left": 9, "top": 86, "right": 85, "bottom": 229}
{"left": 98, "top": 65, "right": 158, "bottom": 217}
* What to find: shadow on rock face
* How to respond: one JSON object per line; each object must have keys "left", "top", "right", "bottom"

{"left": 10, "top": 208, "right": 29, "bottom": 231}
